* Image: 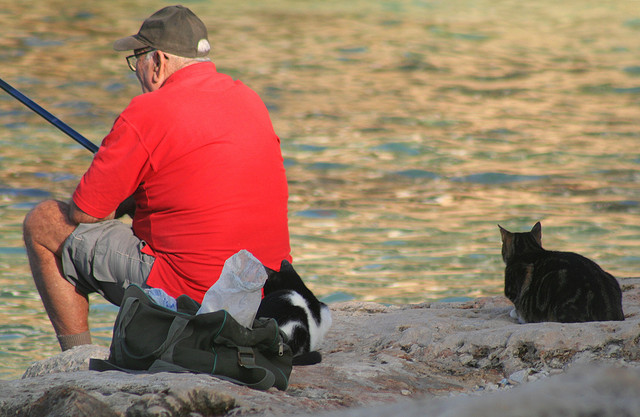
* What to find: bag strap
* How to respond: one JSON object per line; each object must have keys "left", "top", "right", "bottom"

{"left": 111, "top": 296, "right": 140, "bottom": 365}
{"left": 146, "top": 350, "right": 276, "bottom": 391}
{"left": 235, "top": 346, "right": 276, "bottom": 390}
{"left": 158, "top": 316, "right": 192, "bottom": 363}
{"left": 149, "top": 357, "right": 276, "bottom": 391}
{"left": 112, "top": 296, "right": 192, "bottom": 367}
{"left": 91, "top": 355, "right": 277, "bottom": 391}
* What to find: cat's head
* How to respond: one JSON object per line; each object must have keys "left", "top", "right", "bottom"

{"left": 263, "top": 260, "right": 307, "bottom": 295}
{"left": 498, "top": 222, "right": 543, "bottom": 263}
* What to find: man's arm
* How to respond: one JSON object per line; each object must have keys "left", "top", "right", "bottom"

{"left": 69, "top": 199, "right": 113, "bottom": 224}
{"left": 68, "top": 195, "right": 135, "bottom": 225}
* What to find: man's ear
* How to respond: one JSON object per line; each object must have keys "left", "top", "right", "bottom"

{"left": 152, "top": 51, "right": 161, "bottom": 70}
{"left": 151, "top": 51, "right": 166, "bottom": 83}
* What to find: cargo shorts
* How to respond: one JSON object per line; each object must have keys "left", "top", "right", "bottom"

{"left": 60, "top": 220, "right": 155, "bottom": 306}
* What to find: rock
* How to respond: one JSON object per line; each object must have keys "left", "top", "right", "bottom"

{"left": 291, "top": 363, "right": 640, "bottom": 417}
{"left": 24, "top": 386, "right": 119, "bottom": 417}
{"left": 1, "top": 278, "right": 639, "bottom": 416}
{"left": 508, "top": 368, "right": 530, "bottom": 384}
{"left": 0, "top": 372, "right": 240, "bottom": 417}
{"left": 22, "top": 344, "right": 110, "bottom": 378}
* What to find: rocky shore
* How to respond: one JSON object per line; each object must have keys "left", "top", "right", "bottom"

{"left": 2, "top": 278, "right": 639, "bottom": 417}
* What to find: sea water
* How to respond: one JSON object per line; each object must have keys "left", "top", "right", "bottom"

{"left": 0, "top": 0, "right": 638, "bottom": 379}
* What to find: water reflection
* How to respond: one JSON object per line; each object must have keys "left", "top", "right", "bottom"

{"left": 0, "top": 0, "right": 639, "bottom": 379}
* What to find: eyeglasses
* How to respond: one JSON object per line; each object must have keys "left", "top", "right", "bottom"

{"left": 125, "top": 47, "right": 156, "bottom": 72}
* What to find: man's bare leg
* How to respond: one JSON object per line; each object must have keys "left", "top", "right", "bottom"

{"left": 23, "top": 199, "right": 91, "bottom": 350}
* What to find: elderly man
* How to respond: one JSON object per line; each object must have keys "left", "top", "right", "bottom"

{"left": 23, "top": 5, "right": 291, "bottom": 351}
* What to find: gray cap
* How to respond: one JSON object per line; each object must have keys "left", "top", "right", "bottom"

{"left": 113, "top": 5, "right": 210, "bottom": 58}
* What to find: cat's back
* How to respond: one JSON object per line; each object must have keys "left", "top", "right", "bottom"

{"left": 511, "top": 250, "right": 623, "bottom": 322}
{"left": 511, "top": 249, "right": 621, "bottom": 297}
{"left": 525, "top": 250, "right": 618, "bottom": 283}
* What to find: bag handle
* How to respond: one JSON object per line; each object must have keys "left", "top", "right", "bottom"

{"left": 111, "top": 296, "right": 141, "bottom": 365}
{"left": 113, "top": 297, "right": 192, "bottom": 367}
{"left": 158, "top": 316, "right": 192, "bottom": 363}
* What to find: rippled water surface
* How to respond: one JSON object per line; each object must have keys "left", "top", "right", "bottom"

{"left": 0, "top": 0, "right": 639, "bottom": 379}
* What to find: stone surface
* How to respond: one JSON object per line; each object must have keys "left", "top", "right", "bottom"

{"left": 22, "top": 344, "right": 110, "bottom": 378}
{"left": 23, "top": 386, "right": 120, "bottom": 417}
{"left": 292, "top": 363, "right": 640, "bottom": 417}
{"left": 2, "top": 278, "right": 639, "bottom": 416}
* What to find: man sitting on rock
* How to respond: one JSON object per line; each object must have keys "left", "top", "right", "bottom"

{"left": 23, "top": 5, "right": 292, "bottom": 351}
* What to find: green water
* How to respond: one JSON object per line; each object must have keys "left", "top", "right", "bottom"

{"left": 0, "top": 0, "right": 639, "bottom": 379}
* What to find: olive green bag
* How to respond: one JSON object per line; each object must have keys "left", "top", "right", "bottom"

{"left": 90, "top": 285, "right": 292, "bottom": 391}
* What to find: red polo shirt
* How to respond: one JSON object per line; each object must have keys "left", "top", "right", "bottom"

{"left": 73, "top": 62, "right": 291, "bottom": 302}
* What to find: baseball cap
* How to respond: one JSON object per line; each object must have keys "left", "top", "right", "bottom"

{"left": 113, "top": 5, "right": 210, "bottom": 58}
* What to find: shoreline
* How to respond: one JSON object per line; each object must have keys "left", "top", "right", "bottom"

{"left": 1, "top": 278, "right": 638, "bottom": 415}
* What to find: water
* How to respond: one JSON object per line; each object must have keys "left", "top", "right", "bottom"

{"left": 0, "top": 0, "right": 639, "bottom": 379}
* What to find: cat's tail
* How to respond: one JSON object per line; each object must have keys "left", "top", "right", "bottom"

{"left": 292, "top": 351, "right": 322, "bottom": 366}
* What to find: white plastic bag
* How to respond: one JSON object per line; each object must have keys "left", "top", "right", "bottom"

{"left": 196, "top": 249, "right": 268, "bottom": 328}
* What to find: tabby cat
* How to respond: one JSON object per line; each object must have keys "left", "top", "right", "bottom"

{"left": 499, "top": 222, "right": 624, "bottom": 323}
{"left": 257, "top": 260, "right": 332, "bottom": 365}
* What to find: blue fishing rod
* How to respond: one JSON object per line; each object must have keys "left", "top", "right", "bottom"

{"left": 0, "top": 77, "right": 99, "bottom": 154}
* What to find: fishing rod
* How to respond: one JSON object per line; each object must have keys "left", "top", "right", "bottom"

{"left": 0, "top": 77, "right": 99, "bottom": 154}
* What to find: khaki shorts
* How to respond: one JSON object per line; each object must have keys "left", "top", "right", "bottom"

{"left": 61, "top": 220, "right": 155, "bottom": 306}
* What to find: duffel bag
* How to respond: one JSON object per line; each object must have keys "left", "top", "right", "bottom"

{"left": 90, "top": 284, "right": 292, "bottom": 390}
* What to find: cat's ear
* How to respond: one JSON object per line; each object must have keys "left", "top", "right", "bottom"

{"left": 498, "top": 224, "right": 510, "bottom": 242}
{"left": 531, "top": 222, "right": 542, "bottom": 245}
{"left": 280, "top": 259, "right": 295, "bottom": 272}
{"left": 499, "top": 225, "right": 513, "bottom": 263}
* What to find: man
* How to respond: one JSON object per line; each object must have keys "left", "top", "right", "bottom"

{"left": 23, "top": 5, "right": 292, "bottom": 351}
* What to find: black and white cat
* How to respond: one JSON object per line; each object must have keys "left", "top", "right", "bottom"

{"left": 257, "top": 260, "right": 332, "bottom": 365}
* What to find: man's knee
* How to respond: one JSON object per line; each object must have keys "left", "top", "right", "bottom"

{"left": 24, "top": 200, "right": 60, "bottom": 236}
{"left": 23, "top": 200, "right": 75, "bottom": 253}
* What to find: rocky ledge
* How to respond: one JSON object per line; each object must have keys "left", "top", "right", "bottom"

{"left": 2, "top": 278, "right": 639, "bottom": 417}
